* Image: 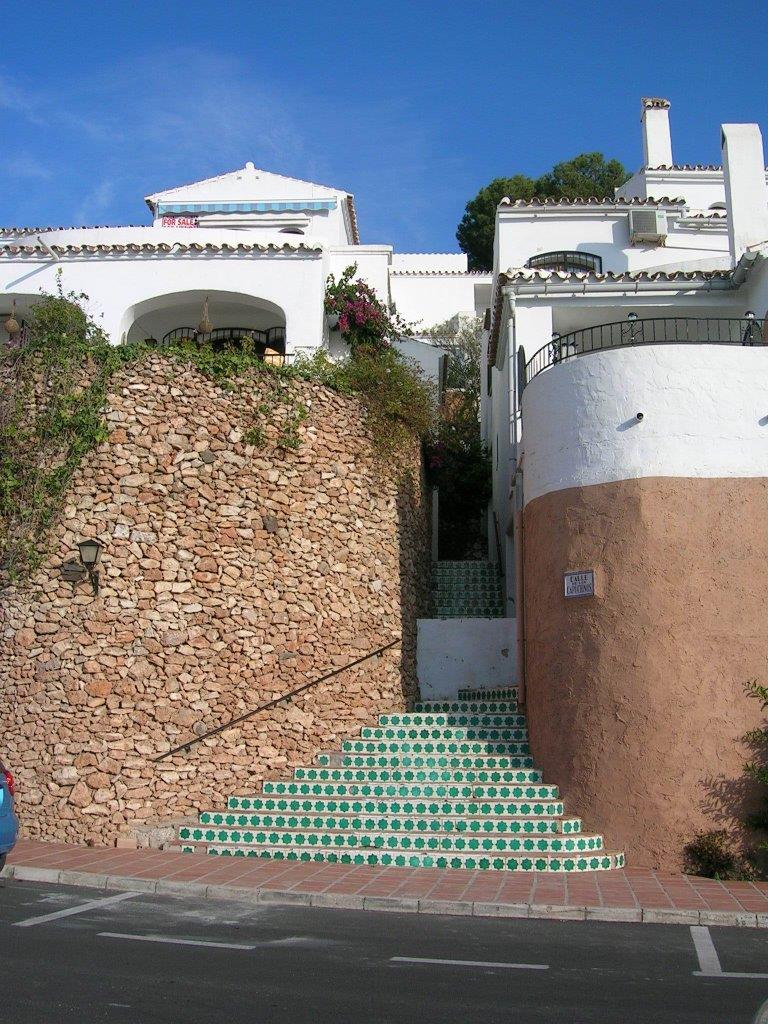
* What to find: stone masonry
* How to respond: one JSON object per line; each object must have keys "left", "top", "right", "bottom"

{"left": 0, "top": 354, "right": 430, "bottom": 845}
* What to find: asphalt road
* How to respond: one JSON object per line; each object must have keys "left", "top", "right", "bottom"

{"left": 1, "top": 878, "right": 767, "bottom": 1023}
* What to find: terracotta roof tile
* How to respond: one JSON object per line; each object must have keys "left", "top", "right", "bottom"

{"left": 0, "top": 241, "right": 323, "bottom": 258}
{"left": 499, "top": 196, "right": 686, "bottom": 209}
{"left": 390, "top": 270, "right": 491, "bottom": 277}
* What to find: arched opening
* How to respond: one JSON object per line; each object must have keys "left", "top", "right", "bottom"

{"left": 0, "top": 292, "right": 55, "bottom": 348}
{"left": 123, "top": 290, "right": 288, "bottom": 361}
{"left": 279, "top": 227, "right": 305, "bottom": 235}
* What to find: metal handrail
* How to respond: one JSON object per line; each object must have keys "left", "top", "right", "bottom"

{"left": 153, "top": 638, "right": 401, "bottom": 762}
{"left": 525, "top": 316, "right": 767, "bottom": 383}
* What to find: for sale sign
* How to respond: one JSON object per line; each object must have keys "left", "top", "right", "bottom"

{"left": 161, "top": 216, "right": 199, "bottom": 228}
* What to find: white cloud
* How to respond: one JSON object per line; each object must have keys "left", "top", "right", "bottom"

{"left": 4, "top": 155, "right": 53, "bottom": 180}
{"left": 73, "top": 180, "right": 116, "bottom": 225}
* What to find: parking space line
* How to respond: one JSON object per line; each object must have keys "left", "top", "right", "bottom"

{"left": 691, "top": 926, "right": 723, "bottom": 975}
{"left": 391, "top": 956, "right": 549, "bottom": 970}
{"left": 691, "top": 926, "right": 768, "bottom": 980}
{"left": 14, "top": 890, "right": 141, "bottom": 928}
{"left": 99, "top": 932, "right": 256, "bottom": 950}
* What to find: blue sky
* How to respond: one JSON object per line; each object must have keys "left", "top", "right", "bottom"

{"left": 3, "top": 0, "right": 767, "bottom": 252}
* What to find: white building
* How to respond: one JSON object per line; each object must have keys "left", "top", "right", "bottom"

{"left": 0, "top": 162, "right": 491, "bottom": 380}
{"left": 483, "top": 97, "right": 768, "bottom": 610}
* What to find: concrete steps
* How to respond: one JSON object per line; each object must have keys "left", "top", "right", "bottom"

{"left": 177, "top": 687, "right": 625, "bottom": 873}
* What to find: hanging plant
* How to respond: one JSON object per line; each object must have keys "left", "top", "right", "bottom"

{"left": 324, "top": 264, "right": 412, "bottom": 357}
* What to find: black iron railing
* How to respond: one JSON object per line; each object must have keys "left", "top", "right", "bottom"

{"left": 523, "top": 316, "right": 767, "bottom": 385}
{"left": 525, "top": 251, "right": 603, "bottom": 274}
{"left": 153, "top": 639, "right": 401, "bottom": 762}
{"left": 161, "top": 325, "right": 286, "bottom": 351}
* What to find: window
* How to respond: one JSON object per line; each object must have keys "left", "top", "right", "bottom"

{"left": 525, "top": 251, "right": 602, "bottom": 274}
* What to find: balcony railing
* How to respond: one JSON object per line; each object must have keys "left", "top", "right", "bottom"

{"left": 525, "top": 250, "right": 603, "bottom": 274}
{"left": 523, "top": 316, "right": 767, "bottom": 387}
{"left": 158, "top": 326, "right": 291, "bottom": 364}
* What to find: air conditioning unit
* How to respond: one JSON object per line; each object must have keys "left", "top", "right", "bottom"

{"left": 628, "top": 209, "right": 668, "bottom": 245}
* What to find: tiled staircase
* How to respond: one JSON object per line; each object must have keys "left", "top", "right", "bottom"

{"left": 178, "top": 686, "right": 625, "bottom": 873}
{"left": 432, "top": 561, "right": 504, "bottom": 618}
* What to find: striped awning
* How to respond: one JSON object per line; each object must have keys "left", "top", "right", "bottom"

{"left": 156, "top": 200, "right": 336, "bottom": 215}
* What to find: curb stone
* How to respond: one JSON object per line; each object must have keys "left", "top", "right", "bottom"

{"left": 1, "top": 864, "right": 766, "bottom": 928}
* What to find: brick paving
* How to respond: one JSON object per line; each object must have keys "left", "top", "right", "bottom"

{"left": 5, "top": 839, "right": 768, "bottom": 926}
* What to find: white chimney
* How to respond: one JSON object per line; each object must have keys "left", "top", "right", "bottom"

{"left": 722, "top": 123, "right": 768, "bottom": 261}
{"left": 641, "top": 97, "right": 673, "bottom": 168}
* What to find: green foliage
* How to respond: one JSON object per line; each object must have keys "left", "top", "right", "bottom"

{"left": 743, "top": 680, "right": 768, "bottom": 834}
{"left": 1, "top": 288, "right": 434, "bottom": 584}
{"left": 536, "top": 152, "right": 629, "bottom": 201}
{"left": 456, "top": 176, "right": 537, "bottom": 272}
{"left": 423, "top": 316, "right": 491, "bottom": 559}
{"left": 683, "top": 830, "right": 754, "bottom": 881}
{"left": 295, "top": 347, "right": 435, "bottom": 458}
{"left": 456, "top": 153, "right": 629, "bottom": 270}
{"left": 426, "top": 316, "right": 483, "bottom": 431}
{"left": 684, "top": 681, "right": 768, "bottom": 880}
{"left": 0, "top": 282, "right": 135, "bottom": 584}
{"left": 325, "top": 264, "right": 412, "bottom": 356}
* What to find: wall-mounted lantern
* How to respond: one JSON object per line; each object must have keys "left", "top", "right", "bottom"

{"left": 60, "top": 539, "right": 104, "bottom": 595}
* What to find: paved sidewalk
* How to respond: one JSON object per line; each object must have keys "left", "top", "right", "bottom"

{"left": 4, "top": 838, "right": 768, "bottom": 927}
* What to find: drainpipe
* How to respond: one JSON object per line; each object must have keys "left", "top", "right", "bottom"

{"left": 36, "top": 235, "right": 60, "bottom": 261}
{"left": 512, "top": 461, "right": 526, "bottom": 707}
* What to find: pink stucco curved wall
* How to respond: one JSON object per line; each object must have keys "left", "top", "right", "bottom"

{"left": 523, "top": 476, "right": 768, "bottom": 869}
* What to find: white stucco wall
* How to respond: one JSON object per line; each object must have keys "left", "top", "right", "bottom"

{"left": 520, "top": 344, "right": 768, "bottom": 504}
{"left": 417, "top": 618, "right": 516, "bottom": 699}
{"left": 495, "top": 208, "right": 729, "bottom": 277}
{"left": 0, "top": 248, "right": 326, "bottom": 352}
{"left": 391, "top": 253, "right": 467, "bottom": 272}
{"left": 390, "top": 273, "right": 490, "bottom": 330}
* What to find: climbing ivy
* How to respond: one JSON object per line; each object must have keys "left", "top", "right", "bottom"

{"left": 1, "top": 289, "right": 434, "bottom": 585}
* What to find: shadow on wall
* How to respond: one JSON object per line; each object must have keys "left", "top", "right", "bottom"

{"left": 397, "top": 466, "right": 433, "bottom": 707}
{"left": 699, "top": 730, "right": 766, "bottom": 859}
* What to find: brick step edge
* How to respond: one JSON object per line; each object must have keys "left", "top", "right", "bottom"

{"left": 2, "top": 863, "right": 763, "bottom": 928}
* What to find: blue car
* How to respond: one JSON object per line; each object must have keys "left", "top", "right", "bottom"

{"left": 0, "top": 760, "right": 19, "bottom": 872}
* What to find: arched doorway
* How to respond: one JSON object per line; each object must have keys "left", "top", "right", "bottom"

{"left": 122, "top": 290, "right": 288, "bottom": 362}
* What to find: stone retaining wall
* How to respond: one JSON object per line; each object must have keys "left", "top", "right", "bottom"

{"left": 0, "top": 355, "right": 430, "bottom": 845}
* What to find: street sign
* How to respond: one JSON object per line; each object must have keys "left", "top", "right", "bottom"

{"left": 564, "top": 569, "right": 595, "bottom": 599}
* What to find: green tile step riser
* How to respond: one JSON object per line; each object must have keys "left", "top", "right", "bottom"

{"left": 361, "top": 727, "right": 528, "bottom": 741}
{"left": 257, "top": 782, "right": 559, "bottom": 800}
{"left": 206, "top": 805, "right": 579, "bottom": 829}
{"left": 379, "top": 714, "right": 527, "bottom": 727}
{"left": 180, "top": 844, "right": 625, "bottom": 873}
{"left": 341, "top": 741, "right": 530, "bottom": 755}
{"left": 457, "top": 687, "right": 518, "bottom": 698}
{"left": 412, "top": 702, "right": 518, "bottom": 714}
{"left": 293, "top": 767, "right": 543, "bottom": 783}
{"left": 318, "top": 754, "right": 535, "bottom": 769}
{"left": 178, "top": 826, "right": 605, "bottom": 854}
{"left": 197, "top": 813, "right": 582, "bottom": 835}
